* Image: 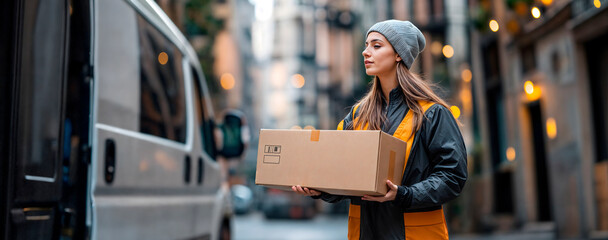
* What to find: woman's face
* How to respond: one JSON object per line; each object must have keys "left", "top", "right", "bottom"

{"left": 362, "top": 32, "right": 401, "bottom": 76}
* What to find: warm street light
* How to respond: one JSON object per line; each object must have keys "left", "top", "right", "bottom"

{"left": 291, "top": 74, "right": 305, "bottom": 88}
{"left": 450, "top": 105, "right": 461, "bottom": 119}
{"left": 507, "top": 20, "right": 521, "bottom": 34}
{"left": 531, "top": 7, "right": 541, "bottom": 19}
{"left": 524, "top": 81, "right": 541, "bottom": 101}
{"left": 220, "top": 73, "right": 235, "bottom": 90}
{"left": 462, "top": 69, "right": 472, "bottom": 82}
{"left": 489, "top": 19, "right": 499, "bottom": 32}
{"left": 158, "top": 52, "right": 168, "bottom": 65}
{"left": 460, "top": 88, "right": 472, "bottom": 114}
{"left": 506, "top": 147, "right": 516, "bottom": 161}
{"left": 442, "top": 45, "right": 454, "bottom": 58}
{"left": 595, "top": 0, "right": 602, "bottom": 8}
{"left": 431, "top": 41, "right": 443, "bottom": 56}
{"left": 541, "top": 0, "right": 553, "bottom": 5}
{"left": 524, "top": 81, "right": 534, "bottom": 94}
{"left": 546, "top": 118, "right": 557, "bottom": 139}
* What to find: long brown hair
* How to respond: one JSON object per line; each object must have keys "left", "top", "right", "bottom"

{"left": 353, "top": 61, "right": 450, "bottom": 135}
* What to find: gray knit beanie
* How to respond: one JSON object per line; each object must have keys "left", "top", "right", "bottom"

{"left": 366, "top": 20, "right": 426, "bottom": 69}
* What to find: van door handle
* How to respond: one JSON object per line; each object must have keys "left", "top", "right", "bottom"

{"left": 104, "top": 139, "right": 116, "bottom": 184}
{"left": 197, "top": 157, "right": 204, "bottom": 185}
{"left": 184, "top": 155, "right": 191, "bottom": 184}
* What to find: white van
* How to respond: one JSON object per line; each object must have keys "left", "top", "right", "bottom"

{"left": 0, "top": 0, "right": 247, "bottom": 239}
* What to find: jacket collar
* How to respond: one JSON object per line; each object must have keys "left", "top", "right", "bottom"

{"left": 382, "top": 87, "right": 404, "bottom": 107}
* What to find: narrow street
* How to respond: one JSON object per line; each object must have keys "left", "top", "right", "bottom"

{"left": 234, "top": 212, "right": 556, "bottom": 240}
{"left": 233, "top": 212, "right": 348, "bottom": 240}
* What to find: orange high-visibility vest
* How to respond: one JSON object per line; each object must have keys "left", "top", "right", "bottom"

{"left": 337, "top": 100, "right": 449, "bottom": 240}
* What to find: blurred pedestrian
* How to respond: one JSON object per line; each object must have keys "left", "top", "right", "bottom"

{"left": 292, "top": 20, "right": 467, "bottom": 240}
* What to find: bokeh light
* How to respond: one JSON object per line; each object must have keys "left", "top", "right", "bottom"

{"left": 524, "top": 81, "right": 534, "bottom": 94}
{"left": 531, "top": 7, "right": 541, "bottom": 19}
{"left": 524, "top": 81, "right": 542, "bottom": 101}
{"left": 489, "top": 19, "right": 499, "bottom": 32}
{"left": 291, "top": 74, "right": 305, "bottom": 88}
{"left": 462, "top": 69, "right": 472, "bottom": 82}
{"left": 546, "top": 118, "right": 557, "bottom": 139}
{"left": 442, "top": 45, "right": 454, "bottom": 58}
{"left": 431, "top": 41, "right": 443, "bottom": 56}
{"left": 220, "top": 73, "right": 235, "bottom": 90}
{"left": 450, "top": 105, "right": 461, "bottom": 119}
{"left": 515, "top": 2, "right": 528, "bottom": 16}
{"left": 506, "top": 147, "right": 516, "bottom": 161}
{"left": 158, "top": 52, "right": 168, "bottom": 65}
{"left": 507, "top": 20, "right": 521, "bottom": 34}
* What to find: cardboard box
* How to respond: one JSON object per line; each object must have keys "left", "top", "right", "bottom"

{"left": 255, "top": 129, "right": 406, "bottom": 196}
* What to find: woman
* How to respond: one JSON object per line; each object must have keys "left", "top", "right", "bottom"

{"left": 292, "top": 20, "right": 468, "bottom": 240}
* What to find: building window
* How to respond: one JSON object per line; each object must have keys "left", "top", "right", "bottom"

{"left": 137, "top": 15, "right": 187, "bottom": 143}
{"left": 17, "top": 0, "right": 68, "bottom": 178}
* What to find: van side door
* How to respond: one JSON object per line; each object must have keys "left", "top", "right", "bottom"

{"left": 189, "top": 65, "right": 226, "bottom": 236}
{"left": 93, "top": 0, "right": 218, "bottom": 238}
{"left": 0, "top": 0, "right": 70, "bottom": 239}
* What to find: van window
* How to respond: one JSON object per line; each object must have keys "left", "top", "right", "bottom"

{"left": 192, "top": 68, "right": 217, "bottom": 159}
{"left": 137, "top": 15, "right": 187, "bottom": 143}
{"left": 16, "top": 0, "right": 68, "bottom": 178}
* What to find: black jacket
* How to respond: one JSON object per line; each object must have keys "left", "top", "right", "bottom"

{"left": 314, "top": 88, "right": 467, "bottom": 239}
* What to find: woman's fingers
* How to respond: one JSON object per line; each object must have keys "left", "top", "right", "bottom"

{"left": 386, "top": 180, "right": 398, "bottom": 190}
{"left": 362, "top": 181, "right": 399, "bottom": 202}
{"left": 293, "top": 185, "right": 312, "bottom": 196}
{"left": 362, "top": 194, "right": 387, "bottom": 202}
{"left": 291, "top": 185, "right": 321, "bottom": 196}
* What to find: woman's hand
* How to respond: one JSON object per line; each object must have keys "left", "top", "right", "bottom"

{"left": 361, "top": 180, "right": 398, "bottom": 202}
{"left": 291, "top": 185, "right": 322, "bottom": 197}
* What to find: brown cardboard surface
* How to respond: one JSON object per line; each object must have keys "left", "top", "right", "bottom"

{"left": 255, "top": 129, "right": 406, "bottom": 196}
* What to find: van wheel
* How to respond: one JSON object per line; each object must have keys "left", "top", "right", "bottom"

{"left": 220, "top": 218, "right": 231, "bottom": 240}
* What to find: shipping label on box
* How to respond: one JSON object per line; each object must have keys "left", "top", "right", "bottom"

{"left": 255, "top": 129, "right": 406, "bottom": 196}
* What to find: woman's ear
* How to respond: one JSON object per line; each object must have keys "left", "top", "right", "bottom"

{"left": 396, "top": 55, "right": 402, "bottom": 62}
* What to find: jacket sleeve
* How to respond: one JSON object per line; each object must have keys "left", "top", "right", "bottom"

{"left": 394, "top": 105, "right": 468, "bottom": 209}
{"left": 311, "top": 107, "right": 356, "bottom": 203}
{"left": 311, "top": 192, "right": 349, "bottom": 203}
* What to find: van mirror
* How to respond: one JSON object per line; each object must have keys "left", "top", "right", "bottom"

{"left": 217, "top": 110, "right": 249, "bottom": 159}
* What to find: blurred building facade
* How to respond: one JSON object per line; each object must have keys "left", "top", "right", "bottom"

{"left": 468, "top": 0, "right": 608, "bottom": 238}
{"left": 247, "top": 0, "right": 364, "bottom": 131}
